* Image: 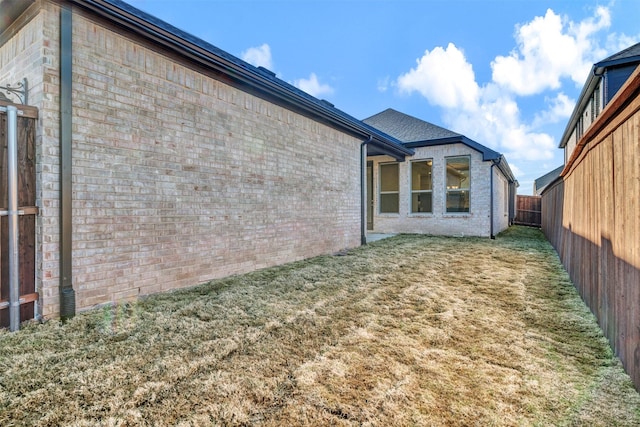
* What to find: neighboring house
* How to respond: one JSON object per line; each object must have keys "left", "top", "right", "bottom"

{"left": 363, "top": 109, "right": 518, "bottom": 238}
{"left": 559, "top": 42, "right": 640, "bottom": 162}
{"left": 0, "top": 0, "right": 413, "bottom": 323}
{"left": 533, "top": 165, "right": 563, "bottom": 196}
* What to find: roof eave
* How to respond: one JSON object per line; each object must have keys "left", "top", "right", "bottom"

{"left": 65, "top": 0, "right": 407, "bottom": 153}
{"left": 558, "top": 66, "right": 601, "bottom": 148}
{"left": 404, "top": 136, "right": 501, "bottom": 161}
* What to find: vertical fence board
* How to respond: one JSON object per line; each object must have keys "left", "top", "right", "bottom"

{"left": 514, "top": 195, "right": 541, "bottom": 227}
{"left": 541, "top": 80, "right": 640, "bottom": 391}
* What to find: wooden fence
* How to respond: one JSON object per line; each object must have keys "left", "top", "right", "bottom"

{"left": 541, "top": 67, "right": 640, "bottom": 391}
{"left": 514, "top": 195, "right": 541, "bottom": 227}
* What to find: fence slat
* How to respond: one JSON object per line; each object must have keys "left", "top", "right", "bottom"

{"left": 514, "top": 195, "right": 541, "bottom": 227}
{"left": 541, "top": 70, "right": 640, "bottom": 392}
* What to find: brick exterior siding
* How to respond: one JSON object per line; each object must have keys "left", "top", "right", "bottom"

{"left": 368, "top": 144, "right": 510, "bottom": 237}
{"left": 1, "top": 3, "right": 362, "bottom": 317}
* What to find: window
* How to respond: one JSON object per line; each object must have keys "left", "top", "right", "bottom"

{"left": 379, "top": 163, "right": 399, "bottom": 213}
{"left": 411, "top": 160, "right": 432, "bottom": 213}
{"left": 446, "top": 156, "right": 470, "bottom": 213}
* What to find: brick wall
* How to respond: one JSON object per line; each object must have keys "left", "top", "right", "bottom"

{"left": 67, "top": 13, "right": 362, "bottom": 311}
{"left": 492, "top": 167, "right": 510, "bottom": 234}
{"left": 368, "top": 145, "right": 495, "bottom": 237}
{"left": 0, "top": 3, "right": 63, "bottom": 318}
{"left": 4, "top": 4, "right": 363, "bottom": 316}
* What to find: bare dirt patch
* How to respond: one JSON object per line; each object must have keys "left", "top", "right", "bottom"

{"left": 1, "top": 226, "right": 639, "bottom": 426}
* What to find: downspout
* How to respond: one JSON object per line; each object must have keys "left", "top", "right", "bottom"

{"left": 360, "top": 136, "right": 373, "bottom": 245}
{"left": 59, "top": 6, "right": 75, "bottom": 320}
{"left": 489, "top": 159, "right": 500, "bottom": 239}
{"left": 6, "top": 105, "right": 20, "bottom": 331}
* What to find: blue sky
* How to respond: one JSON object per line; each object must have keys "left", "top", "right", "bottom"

{"left": 126, "top": 0, "right": 640, "bottom": 194}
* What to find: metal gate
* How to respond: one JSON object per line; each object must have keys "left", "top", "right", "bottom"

{"left": 0, "top": 102, "right": 38, "bottom": 329}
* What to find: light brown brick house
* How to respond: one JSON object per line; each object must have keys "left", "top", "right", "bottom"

{"left": 0, "top": 0, "right": 412, "bottom": 323}
{"left": 1, "top": 0, "right": 517, "bottom": 326}
{"left": 364, "top": 109, "right": 518, "bottom": 238}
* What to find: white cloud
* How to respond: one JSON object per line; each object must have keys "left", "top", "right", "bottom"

{"left": 377, "top": 76, "right": 390, "bottom": 92}
{"left": 444, "top": 92, "right": 556, "bottom": 161}
{"left": 491, "top": 8, "right": 610, "bottom": 95}
{"left": 532, "top": 92, "right": 575, "bottom": 127}
{"left": 395, "top": 43, "right": 557, "bottom": 160}
{"left": 293, "top": 73, "right": 334, "bottom": 98}
{"left": 241, "top": 45, "right": 334, "bottom": 99}
{"left": 392, "top": 6, "right": 623, "bottom": 163}
{"left": 241, "top": 43, "right": 273, "bottom": 70}
{"left": 606, "top": 32, "right": 640, "bottom": 54}
{"left": 509, "top": 163, "right": 524, "bottom": 179}
{"left": 397, "top": 43, "right": 479, "bottom": 110}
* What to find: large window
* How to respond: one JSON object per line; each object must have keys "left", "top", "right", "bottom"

{"left": 446, "top": 156, "right": 470, "bottom": 213}
{"left": 411, "top": 160, "right": 432, "bottom": 213}
{"left": 379, "top": 163, "right": 399, "bottom": 213}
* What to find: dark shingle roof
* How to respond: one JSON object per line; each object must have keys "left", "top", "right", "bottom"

{"left": 533, "top": 165, "right": 564, "bottom": 195}
{"left": 363, "top": 108, "right": 460, "bottom": 142}
{"left": 363, "top": 108, "right": 501, "bottom": 161}
{"left": 596, "top": 42, "right": 640, "bottom": 69}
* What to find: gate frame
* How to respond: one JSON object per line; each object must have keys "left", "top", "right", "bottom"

{"left": 0, "top": 100, "right": 39, "bottom": 330}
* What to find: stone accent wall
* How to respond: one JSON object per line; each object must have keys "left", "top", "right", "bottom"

{"left": 368, "top": 144, "right": 495, "bottom": 237}
{"left": 3, "top": 4, "right": 362, "bottom": 317}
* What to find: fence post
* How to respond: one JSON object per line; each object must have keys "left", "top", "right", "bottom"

{"left": 6, "top": 105, "right": 20, "bottom": 331}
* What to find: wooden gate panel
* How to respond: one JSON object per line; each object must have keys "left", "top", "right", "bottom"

{"left": 514, "top": 195, "right": 542, "bottom": 227}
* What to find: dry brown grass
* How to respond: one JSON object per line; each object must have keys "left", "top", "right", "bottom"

{"left": 1, "top": 226, "right": 639, "bottom": 426}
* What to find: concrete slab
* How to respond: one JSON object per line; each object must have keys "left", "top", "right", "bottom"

{"left": 366, "top": 233, "right": 397, "bottom": 243}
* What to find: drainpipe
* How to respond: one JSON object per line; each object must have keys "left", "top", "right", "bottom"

{"left": 59, "top": 6, "right": 75, "bottom": 320}
{"left": 489, "top": 158, "right": 500, "bottom": 239}
{"left": 6, "top": 105, "right": 20, "bottom": 331}
{"left": 360, "top": 136, "right": 373, "bottom": 245}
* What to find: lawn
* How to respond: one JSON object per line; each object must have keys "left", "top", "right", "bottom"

{"left": 1, "top": 226, "right": 639, "bottom": 426}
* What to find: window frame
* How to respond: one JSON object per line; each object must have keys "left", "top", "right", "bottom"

{"left": 378, "top": 162, "right": 400, "bottom": 214}
{"left": 410, "top": 159, "right": 433, "bottom": 214}
{"left": 445, "top": 155, "right": 471, "bottom": 214}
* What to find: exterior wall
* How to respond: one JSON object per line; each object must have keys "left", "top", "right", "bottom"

{"left": 0, "top": 3, "right": 62, "bottom": 318}
{"left": 492, "top": 167, "right": 510, "bottom": 235}
{"left": 68, "top": 11, "right": 362, "bottom": 310}
{"left": 368, "top": 144, "right": 493, "bottom": 237}
{"left": 565, "top": 128, "right": 577, "bottom": 165}
{"left": 3, "top": 4, "right": 363, "bottom": 317}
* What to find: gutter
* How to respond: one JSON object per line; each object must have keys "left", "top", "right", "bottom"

{"left": 66, "top": 0, "right": 413, "bottom": 160}
{"left": 558, "top": 66, "right": 603, "bottom": 149}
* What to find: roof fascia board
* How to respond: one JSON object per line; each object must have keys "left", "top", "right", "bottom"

{"left": 595, "top": 55, "right": 640, "bottom": 70}
{"left": 404, "top": 136, "right": 500, "bottom": 161}
{"left": 65, "top": 0, "right": 412, "bottom": 158}
{"left": 558, "top": 53, "right": 640, "bottom": 149}
{"left": 558, "top": 67, "right": 600, "bottom": 148}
